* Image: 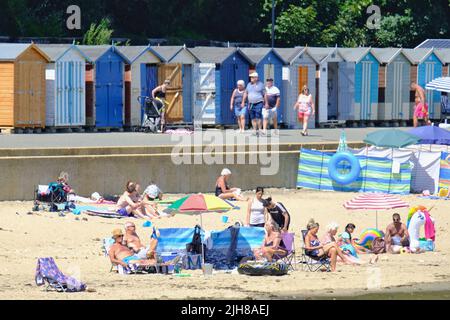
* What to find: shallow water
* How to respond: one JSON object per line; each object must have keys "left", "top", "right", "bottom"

{"left": 321, "top": 291, "right": 450, "bottom": 300}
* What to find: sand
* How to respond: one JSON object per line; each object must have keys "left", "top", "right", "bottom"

{"left": 0, "top": 189, "right": 449, "bottom": 300}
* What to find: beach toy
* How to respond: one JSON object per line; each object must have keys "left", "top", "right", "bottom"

{"left": 175, "top": 273, "right": 192, "bottom": 278}
{"left": 222, "top": 216, "right": 229, "bottom": 224}
{"left": 202, "top": 263, "right": 214, "bottom": 276}
{"left": 439, "top": 188, "right": 449, "bottom": 198}
{"left": 407, "top": 206, "right": 436, "bottom": 253}
{"left": 400, "top": 248, "right": 409, "bottom": 254}
{"left": 328, "top": 152, "right": 361, "bottom": 185}
{"left": 143, "top": 221, "right": 153, "bottom": 228}
{"left": 356, "top": 228, "right": 384, "bottom": 250}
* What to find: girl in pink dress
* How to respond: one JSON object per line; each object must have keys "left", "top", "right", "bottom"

{"left": 294, "top": 85, "right": 315, "bottom": 136}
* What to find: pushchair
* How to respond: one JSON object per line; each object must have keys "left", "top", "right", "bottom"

{"left": 137, "top": 96, "right": 166, "bottom": 133}
{"left": 33, "top": 182, "right": 69, "bottom": 212}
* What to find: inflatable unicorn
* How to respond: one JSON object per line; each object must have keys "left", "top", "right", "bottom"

{"left": 407, "top": 206, "right": 436, "bottom": 253}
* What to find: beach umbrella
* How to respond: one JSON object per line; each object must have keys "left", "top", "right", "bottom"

{"left": 364, "top": 129, "right": 420, "bottom": 148}
{"left": 344, "top": 193, "right": 410, "bottom": 229}
{"left": 408, "top": 126, "right": 450, "bottom": 145}
{"left": 163, "top": 194, "right": 235, "bottom": 264}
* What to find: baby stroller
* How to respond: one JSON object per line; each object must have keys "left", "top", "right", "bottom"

{"left": 138, "top": 96, "right": 165, "bottom": 133}
{"left": 34, "top": 182, "right": 68, "bottom": 212}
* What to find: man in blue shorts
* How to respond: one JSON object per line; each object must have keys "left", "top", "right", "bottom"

{"left": 242, "top": 72, "right": 269, "bottom": 136}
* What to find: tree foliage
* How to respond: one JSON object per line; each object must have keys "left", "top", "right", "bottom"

{"left": 82, "top": 18, "right": 113, "bottom": 45}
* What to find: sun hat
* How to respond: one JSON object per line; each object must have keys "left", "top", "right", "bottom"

{"left": 221, "top": 168, "right": 232, "bottom": 176}
{"left": 112, "top": 229, "right": 124, "bottom": 238}
{"left": 249, "top": 72, "right": 259, "bottom": 78}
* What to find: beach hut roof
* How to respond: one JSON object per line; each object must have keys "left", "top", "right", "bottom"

{"left": 117, "top": 46, "right": 164, "bottom": 63}
{"left": 0, "top": 43, "right": 51, "bottom": 62}
{"left": 189, "top": 47, "right": 235, "bottom": 63}
{"left": 77, "top": 45, "right": 130, "bottom": 63}
{"left": 371, "top": 48, "right": 414, "bottom": 64}
{"left": 151, "top": 45, "right": 199, "bottom": 63}
{"left": 306, "top": 47, "right": 343, "bottom": 63}
{"left": 435, "top": 49, "right": 450, "bottom": 63}
{"left": 338, "top": 47, "right": 381, "bottom": 64}
{"left": 240, "top": 47, "right": 287, "bottom": 65}
{"left": 37, "top": 44, "right": 92, "bottom": 63}
{"left": 274, "top": 47, "right": 305, "bottom": 64}
{"left": 416, "top": 39, "right": 450, "bottom": 49}
{"left": 402, "top": 48, "right": 445, "bottom": 65}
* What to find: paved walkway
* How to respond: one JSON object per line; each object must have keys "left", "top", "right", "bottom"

{"left": 0, "top": 128, "right": 412, "bottom": 149}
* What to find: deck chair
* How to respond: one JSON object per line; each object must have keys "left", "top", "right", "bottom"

{"left": 35, "top": 257, "right": 86, "bottom": 292}
{"left": 273, "top": 233, "right": 296, "bottom": 271}
{"left": 300, "top": 230, "right": 331, "bottom": 272}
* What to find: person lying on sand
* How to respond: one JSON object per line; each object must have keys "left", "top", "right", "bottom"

{"left": 123, "top": 222, "right": 158, "bottom": 260}
{"left": 385, "top": 213, "right": 410, "bottom": 254}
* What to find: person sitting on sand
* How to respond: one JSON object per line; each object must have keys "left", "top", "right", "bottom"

{"left": 246, "top": 187, "right": 267, "bottom": 228}
{"left": 340, "top": 223, "right": 371, "bottom": 257}
{"left": 123, "top": 222, "right": 158, "bottom": 260}
{"left": 143, "top": 182, "right": 164, "bottom": 201}
{"left": 116, "top": 181, "right": 154, "bottom": 220}
{"left": 385, "top": 213, "right": 410, "bottom": 254}
{"left": 304, "top": 219, "right": 350, "bottom": 272}
{"left": 109, "top": 229, "right": 158, "bottom": 268}
{"left": 215, "top": 169, "right": 247, "bottom": 201}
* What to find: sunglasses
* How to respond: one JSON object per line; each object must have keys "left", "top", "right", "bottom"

{"left": 393, "top": 219, "right": 401, "bottom": 222}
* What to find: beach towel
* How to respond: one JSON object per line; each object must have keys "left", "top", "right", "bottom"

{"left": 35, "top": 257, "right": 86, "bottom": 293}
{"left": 154, "top": 228, "right": 204, "bottom": 254}
{"left": 424, "top": 211, "right": 436, "bottom": 241}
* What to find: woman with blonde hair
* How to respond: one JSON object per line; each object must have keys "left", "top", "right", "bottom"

{"left": 294, "top": 85, "right": 315, "bottom": 136}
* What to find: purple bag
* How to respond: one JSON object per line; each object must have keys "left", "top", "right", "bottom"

{"left": 35, "top": 257, "right": 86, "bottom": 293}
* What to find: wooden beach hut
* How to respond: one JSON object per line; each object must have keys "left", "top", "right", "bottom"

{"left": 117, "top": 46, "right": 164, "bottom": 128}
{"left": 0, "top": 43, "right": 50, "bottom": 131}
{"left": 240, "top": 48, "right": 287, "bottom": 123}
{"left": 307, "top": 47, "right": 354, "bottom": 125}
{"left": 275, "top": 47, "right": 317, "bottom": 129}
{"left": 189, "top": 47, "right": 252, "bottom": 126}
{"left": 37, "top": 44, "right": 91, "bottom": 131}
{"left": 338, "top": 47, "right": 381, "bottom": 125}
{"left": 151, "top": 46, "right": 198, "bottom": 124}
{"left": 404, "top": 48, "right": 445, "bottom": 120}
{"left": 372, "top": 48, "right": 415, "bottom": 125}
{"left": 78, "top": 45, "right": 130, "bottom": 129}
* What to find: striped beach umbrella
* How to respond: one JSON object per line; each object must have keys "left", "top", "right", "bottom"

{"left": 344, "top": 193, "right": 410, "bottom": 229}
{"left": 164, "top": 194, "right": 234, "bottom": 214}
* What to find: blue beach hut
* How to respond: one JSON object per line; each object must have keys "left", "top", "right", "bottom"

{"left": 240, "top": 48, "right": 287, "bottom": 123}
{"left": 37, "top": 44, "right": 92, "bottom": 130}
{"left": 404, "top": 48, "right": 446, "bottom": 120}
{"left": 78, "top": 45, "right": 130, "bottom": 129}
{"left": 189, "top": 47, "right": 252, "bottom": 126}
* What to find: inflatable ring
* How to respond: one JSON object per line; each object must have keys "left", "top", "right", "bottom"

{"left": 328, "top": 152, "right": 361, "bottom": 185}
{"left": 238, "top": 261, "right": 288, "bottom": 276}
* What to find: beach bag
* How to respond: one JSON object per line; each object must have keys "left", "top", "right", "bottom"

{"left": 182, "top": 254, "right": 203, "bottom": 270}
{"left": 238, "top": 260, "right": 288, "bottom": 276}
{"left": 371, "top": 237, "right": 386, "bottom": 254}
{"left": 419, "top": 239, "right": 435, "bottom": 252}
{"left": 35, "top": 257, "right": 86, "bottom": 293}
{"left": 186, "top": 225, "right": 203, "bottom": 255}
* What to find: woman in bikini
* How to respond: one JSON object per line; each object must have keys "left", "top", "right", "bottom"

{"left": 152, "top": 80, "right": 171, "bottom": 132}
{"left": 294, "top": 85, "right": 315, "bottom": 136}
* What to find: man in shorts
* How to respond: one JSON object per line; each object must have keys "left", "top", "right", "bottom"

{"left": 385, "top": 213, "right": 410, "bottom": 254}
{"left": 411, "top": 82, "right": 431, "bottom": 127}
{"left": 263, "top": 78, "right": 281, "bottom": 135}
{"left": 242, "top": 72, "right": 269, "bottom": 136}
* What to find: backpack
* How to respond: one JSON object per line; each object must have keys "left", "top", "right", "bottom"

{"left": 371, "top": 237, "right": 386, "bottom": 254}
{"left": 186, "top": 225, "right": 203, "bottom": 255}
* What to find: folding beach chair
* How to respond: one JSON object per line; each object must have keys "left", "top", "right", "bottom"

{"left": 35, "top": 257, "right": 86, "bottom": 293}
{"left": 273, "top": 233, "right": 296, "bottom": 271}
{"left": 300, "top": 230, "right": 331, "bottom": 272}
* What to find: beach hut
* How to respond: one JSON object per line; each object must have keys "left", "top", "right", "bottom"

{"left": 240, "top": 48, "right": 287, "bottom": 123}
{"left": 307, "top": 47, "right": 353, "bottom": 124}
{"left": 372, "top": 48, "right": 415, "bottom": 125}
{"left": 117, "top": 46, "right": 164, "bottom": 128}
{"left": 189, "top": 47, "right": 252, "bottom": 126}
{"left": 151, "top": 46, "right": 199, "bottom": 123}
{"left": 78, "top": 45, "right": 130, "bottom": 129}
{"left": 37, "top": 44, "right": 91, "bottom": 131}
{"left": 404, "top": 48, "right": 446, "bottom": 120}
{"left": 0, "top": 43, "right": 50, "bottom": 131}
{"left": 338, "top": 47, "right": 381, "bottom": 124}
{"left": 275, "top": 47, "right": 317, "bottom": 129}
{"left": 436, "top": 49, "right": 450, "bottom": 76}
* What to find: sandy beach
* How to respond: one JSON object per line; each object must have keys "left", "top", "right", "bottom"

{"left": 1, "top": 189, "right": 449, "bottom": 300}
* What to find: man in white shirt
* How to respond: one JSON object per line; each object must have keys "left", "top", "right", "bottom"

{"left": 263, "top": 78, "right": 281, "bottom": 135}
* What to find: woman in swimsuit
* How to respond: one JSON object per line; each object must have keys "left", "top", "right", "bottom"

{"left": 294, "top": 85, "right": 315, "bottom": 136}
{"left": 116, "top": 181, "right": 153, "bottom": 220}
{"left": 304, "top": 219, "right": 349, "bottom": 272}
{"left": 215, "top": 168, "right": 247, "bottom": 201}
{"left": 152, "top": 80, "right": 171, "bottom": 132}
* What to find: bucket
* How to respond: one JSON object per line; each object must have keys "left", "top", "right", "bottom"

{"left": 222, "top": 216, "right": 229, "bottom": 224}
{"left": 202, "top": 263, "right": 214, "bottom": 276}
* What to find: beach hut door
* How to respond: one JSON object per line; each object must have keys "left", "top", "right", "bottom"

{"left": 141, "top": 64, "right": 158, "bottom": 122}
{"left": 159, "top": 64, "right": 184, "bottom": 122}
{"left": 264, "top": 64, "right": 275, "bottom": 82}
{"left": 392, "top": 62, "right": 404, "bottom": 119}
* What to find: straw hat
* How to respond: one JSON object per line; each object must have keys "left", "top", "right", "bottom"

{"left": 249, "top": 72, "right": 259, "bottom": 78}
{"left": 112, "top": 229, "right": 124, "bottom": 239}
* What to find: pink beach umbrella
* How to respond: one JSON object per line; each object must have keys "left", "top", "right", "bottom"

{"left": 344, "top": 193, "right": 410, "bottom": 229}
